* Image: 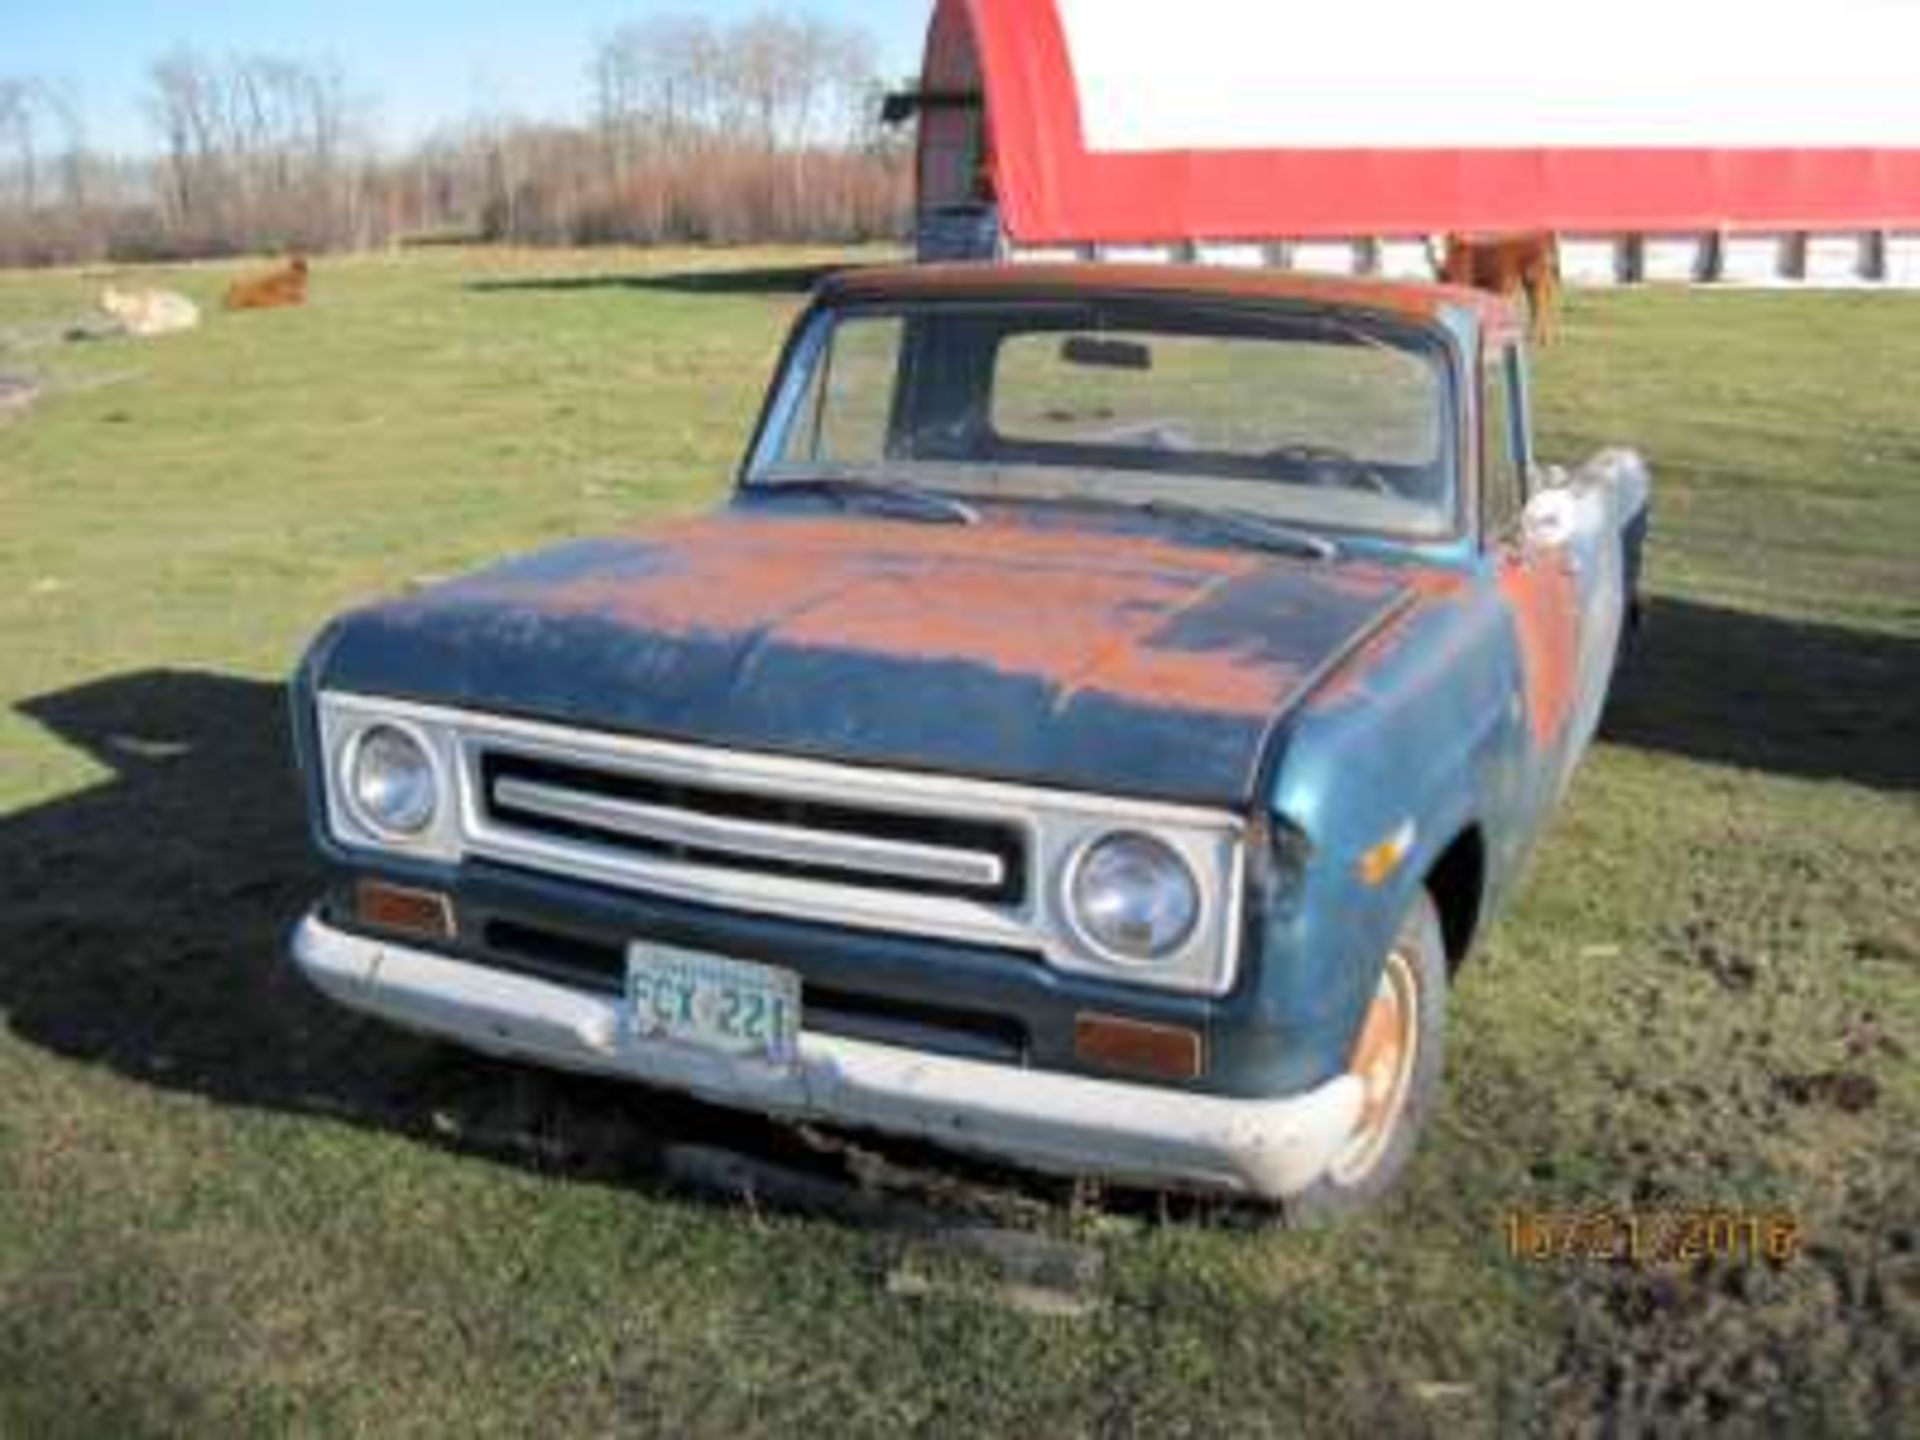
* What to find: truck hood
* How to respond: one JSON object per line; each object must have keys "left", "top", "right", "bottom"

{"left": 312, "top": 505, "right": 1417, "bottom": 807}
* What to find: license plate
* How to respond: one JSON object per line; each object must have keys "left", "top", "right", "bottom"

{"left": 624, "top": 943, "right": 800, "bottom": 1069}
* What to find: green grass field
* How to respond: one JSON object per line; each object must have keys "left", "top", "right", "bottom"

{"left": 1, "top": 248, "right": 1916, "bottom": 1436}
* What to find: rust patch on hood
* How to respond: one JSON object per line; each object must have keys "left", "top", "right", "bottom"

{"left": 1305, "top": 568, "right": 1471, "bottom": 712}
{"left": 461, "top": 509, "right": 1407, "bottom": 720}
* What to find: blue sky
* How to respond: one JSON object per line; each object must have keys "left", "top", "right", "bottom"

{"left": 3, "top": 0, "right": 933, "bottom": 155}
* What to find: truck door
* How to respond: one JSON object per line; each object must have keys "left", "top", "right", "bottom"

{"left": 1513, "top": 347, "right": 1628, "bottom": 778}
{"left": 1484, "top": 341, "right": 1586, "bottom": 800}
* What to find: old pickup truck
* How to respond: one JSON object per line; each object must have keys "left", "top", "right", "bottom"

{"left": 290, "top": 264, "right": 1648, "bottom": 1217}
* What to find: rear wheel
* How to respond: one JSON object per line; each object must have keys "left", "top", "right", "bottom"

{"left": 1285, "top": 889, "right": 1448, "bottom": 1225}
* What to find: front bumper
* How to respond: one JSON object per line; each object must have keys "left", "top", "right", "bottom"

{"left": 291, "top": 912, "right": 1365, "bottom": 1200}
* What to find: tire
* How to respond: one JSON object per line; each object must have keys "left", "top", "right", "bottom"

{"left": 1283, "top": 889, "right": 1449, "bottom": 1226}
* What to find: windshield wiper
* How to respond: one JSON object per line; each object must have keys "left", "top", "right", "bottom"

{"left": 765, "top": 477, "right": 979, "bottom": 526}
{"left": 1139, "top": 500, "right": 1339, "bottom": 562}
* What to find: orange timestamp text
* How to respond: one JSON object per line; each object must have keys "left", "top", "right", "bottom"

{"left": 1504, "top": 1208, "right": 1802, "bottom": 1265}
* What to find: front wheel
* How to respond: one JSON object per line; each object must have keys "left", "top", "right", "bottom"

{"left": 1285, "top": 889, "right": 1449, "bottom": 1225}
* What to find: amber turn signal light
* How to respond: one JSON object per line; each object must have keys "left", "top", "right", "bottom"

{"left": 353, "top": 879, "right": 455, "bottom": 942}
{"left": 1074, "top": 1013, "right": 1204, "bottom": 1082}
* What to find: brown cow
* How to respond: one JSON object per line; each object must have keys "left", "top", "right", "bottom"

{"left": 225, "top": 255, "right": 310, "bottom": 312}
{"left": 1437, "top": 233, "right": 1559, "bottom": 343}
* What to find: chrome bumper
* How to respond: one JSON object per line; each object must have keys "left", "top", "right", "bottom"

{"left": 291, "top": 912, "right": 1364, "bottom": 1200}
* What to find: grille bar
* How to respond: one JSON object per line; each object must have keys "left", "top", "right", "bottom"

{"left": 491, "top": 774, "right": 1007, "bottom": 891}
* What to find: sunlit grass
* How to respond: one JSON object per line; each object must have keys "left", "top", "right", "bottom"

{"left": 1, "top": 251, "right": 1915, "bottom": 1434}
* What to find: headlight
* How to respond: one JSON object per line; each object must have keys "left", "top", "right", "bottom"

{"left": 1068, "top": 831, "right": 1201, "bottom": 963}
{"left": 346, "top": 724, "right": 439, "bottom": 836}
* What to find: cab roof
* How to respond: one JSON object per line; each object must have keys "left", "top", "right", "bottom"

{"left": 818, "top": 262, "right": 1519, "bottom": 338}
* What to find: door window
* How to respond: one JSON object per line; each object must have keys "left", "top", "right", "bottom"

{"left": 1482, "top": 347, "right": 1529, "bottom": 539}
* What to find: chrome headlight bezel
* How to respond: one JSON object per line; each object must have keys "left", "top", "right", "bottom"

{"left": 318, "top": 700, "right": 462, "bottom": 862}
{"left": 1040, "top": 816, "right": 1243, "bottom": 997}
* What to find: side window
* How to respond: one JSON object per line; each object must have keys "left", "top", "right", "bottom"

{"left": 781, "top": 317, "right": 904, "bottom": 466}
{"left": 1481, "top": 346, "right": 1529, "bottom": 538}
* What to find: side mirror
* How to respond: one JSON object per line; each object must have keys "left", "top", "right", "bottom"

{"left": 1574, "top": 447, "right": 1653, "bottom": 501}
{"left": 1521, "top": 487, "right": 1578, "bottom": 550}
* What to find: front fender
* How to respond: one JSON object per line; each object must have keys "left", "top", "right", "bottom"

{"left": 1228, "top": 580, "right": 1525, "bottom": 1094}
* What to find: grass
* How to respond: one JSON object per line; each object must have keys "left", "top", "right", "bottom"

{"left": 1, "top": 248, "right": 1916, "bottom": 1436}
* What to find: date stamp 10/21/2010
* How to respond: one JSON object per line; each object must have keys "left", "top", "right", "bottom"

{"left": 1504, "top": 1209, "right": 1804, "bottom": 1266}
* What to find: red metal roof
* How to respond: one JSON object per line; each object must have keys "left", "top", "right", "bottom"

{"left": 933, "top": 0, "right": 1920, "bottom": 244}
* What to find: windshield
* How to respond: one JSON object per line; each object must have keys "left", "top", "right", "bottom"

{"left": 749, "top": 297, "right": 1459, "bottom": 540}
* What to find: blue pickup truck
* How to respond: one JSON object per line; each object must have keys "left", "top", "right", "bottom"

{"left": 290, "top": 264, "right": 1649, "bottom": 1218}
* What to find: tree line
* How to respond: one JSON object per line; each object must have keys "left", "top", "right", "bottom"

{"left": 0, "top": 10, "right": 911, "bottom": 268}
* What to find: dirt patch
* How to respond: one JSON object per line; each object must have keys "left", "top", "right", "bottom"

{"left": 1851, "top": 932, "right": 1920, "bottom": 968}
{"left": 1662, "top": 911, "right": 1776, "bottom": 993}
{"left": 1773, "top": 1070, "right": 1881, "bottom": 1114}
{"left": 1536, "top": 855, "right": 1920, "bottom": 1431}
{"left": 1544, "top": 1175, "right": 1920, "bottom": 1432}
{"left": 0, "top": 371, "right": 41, "bottom": 421}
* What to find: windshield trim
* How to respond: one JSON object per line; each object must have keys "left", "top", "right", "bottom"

{"left": 739, "top": 292, "right": 1470, "bottom": 547}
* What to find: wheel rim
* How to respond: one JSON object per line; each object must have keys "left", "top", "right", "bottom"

{"left": 1328, "top": 945, "right": 1420, "bottom": 1185}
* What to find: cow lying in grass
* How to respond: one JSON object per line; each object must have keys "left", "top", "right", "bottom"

{"left": 1438, "top": 233, "right": 1559, "bottom": 343}
{"left": 100, "top": 287, "right": 201, "bottom": 338}
{"left": 225, "top": 256, "right": 309, "bottom": 312}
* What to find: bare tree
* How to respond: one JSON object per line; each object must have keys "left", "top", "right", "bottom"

{"left": 36, "top": 79, "right": 88, "bottom": 211}
{"left": 0, "top": 77, "right": 41, "bottom": 210}
{"left": 2, "top": 6, "right": 905, "bottom": 267}
{"left": 142, "top": 48, "right": 362, "bottom": 250}
{"left": 593, "top": 15, "right": 724, "bottom": 168}
{"left": 147, "top": 51, "right": 222, "bottom": 227}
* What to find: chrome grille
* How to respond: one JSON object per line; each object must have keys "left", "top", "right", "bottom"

{"left": 316, "top": 693, "right": 1248, "bottom": 996}
{"left": 478, "top": 750, "right": 1026, "bottom": 903}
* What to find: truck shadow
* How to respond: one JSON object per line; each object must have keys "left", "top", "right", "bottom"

{"left": 465, "top": 263, "right": 845, "bottom": 298}
{"left": 1601, "top": 595, "right": 1920, "bottom": 792}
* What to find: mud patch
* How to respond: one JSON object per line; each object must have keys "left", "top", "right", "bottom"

{"left": 1662, "top": 912, "right": 1775, "bottom": 993}
{"left": 1533, "top": 850, "right": 1920, "bottom": 1432}
{"left": 1773, "top": 1070, "right": 1880, "bottom": 1115}
{"left": 1850, "top": 932, "right": 1920, "bottom": 968}
{"left": 1544, "top": 1175, "right": 1920, "bottom": 1433}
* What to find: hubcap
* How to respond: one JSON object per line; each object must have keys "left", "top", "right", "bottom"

{"left": 1329, "top": 946, "right": 1420, "bottom": 1185}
